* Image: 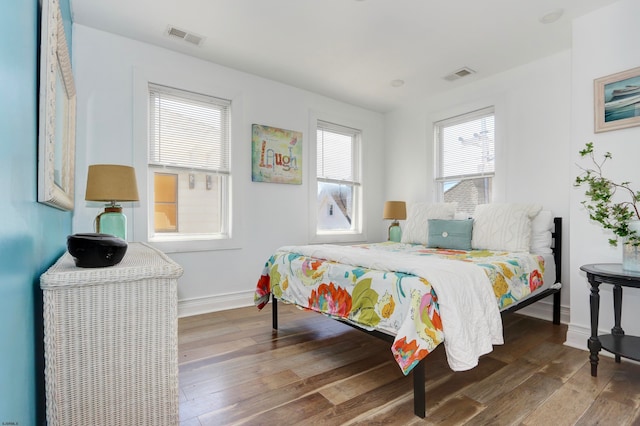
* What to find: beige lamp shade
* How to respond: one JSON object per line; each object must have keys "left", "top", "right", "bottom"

{"left": 85, "top": 164, "right": 140, "bottom": 202}
{"left": 383, "top": 201, "right": 407, "bottom": 220}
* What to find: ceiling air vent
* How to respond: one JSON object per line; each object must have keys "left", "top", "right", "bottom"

{"left": 444, "top": 67, "right": 476, "bottom": 82}
{"left": 166, "top": 25, "right": 205, "bottom": 47}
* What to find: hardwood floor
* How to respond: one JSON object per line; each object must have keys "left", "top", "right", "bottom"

{"left": 178, "top": 304, "right": 640, "bottom": 425}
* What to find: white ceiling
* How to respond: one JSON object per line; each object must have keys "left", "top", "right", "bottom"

{"left": 70, "top": 0, "right": 619, "bottom": 113}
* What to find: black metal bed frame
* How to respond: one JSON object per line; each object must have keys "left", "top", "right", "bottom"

{"left": 270, "top": 217, "right": 563, "bottom": 418}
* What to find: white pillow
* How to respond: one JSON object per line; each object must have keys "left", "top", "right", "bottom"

{"left": 530, "top": 210, "right": 553, "bottom": 254}
{"left": 471, "top": 203, "right": 542, "bottom": 252}
{"left": 401, "top": 202, "right": 457, "bottom": 244}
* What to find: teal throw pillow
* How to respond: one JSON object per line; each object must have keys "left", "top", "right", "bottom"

{"left": 427, "top": 219, "right": 473, "bottom": 250}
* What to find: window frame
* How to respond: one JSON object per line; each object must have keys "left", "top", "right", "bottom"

{"left": 132, "top": 67, "right": 243, "bottom": 253}
{"left": 309, "top": 113, "right": 365, "bottom": 244}
{"left": 434, "top": 106, "right": 495, "bottom": 212}
{"left": 147, "top": 83, "right": 231, "bottom": 243}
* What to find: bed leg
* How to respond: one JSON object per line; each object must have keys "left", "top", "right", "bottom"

{"left": 412, "top": 361, "right": 425, "bottom": 418}
{"left": 553, "top": 291, "right": 561, "bottom": 325}
{"left": 272, "top": 294, "right": 278, "bottom": 330}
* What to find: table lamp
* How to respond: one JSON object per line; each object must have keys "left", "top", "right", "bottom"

{"left": 383, "top": 201, "right": 406, "bottom": 242}
{"left": 85, "top": 164, "right": 139, "bottom": 240}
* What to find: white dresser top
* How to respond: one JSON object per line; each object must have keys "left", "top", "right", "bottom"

{"left": 41, "top": 242, "right": 183, "bottom": 288}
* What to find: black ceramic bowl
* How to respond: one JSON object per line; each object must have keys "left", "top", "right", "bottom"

{"left": 67, "top": 233, "right": 128, "bottom": 268}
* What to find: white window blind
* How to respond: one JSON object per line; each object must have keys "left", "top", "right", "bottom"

{"left": 317, "top": 120, "right": 360, "bottom": 185}
{"left": 149, "top": 83, "right": 230, "bottom": 173}
{"left": 435, "top": 107, "right": 495, "bottom": 182}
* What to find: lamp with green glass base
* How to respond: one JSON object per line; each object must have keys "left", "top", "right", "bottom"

{"left": 85, "top": 164, "right": 139, "bottom": 241}
{"left": 383, "top": 201, "right": 407, "bottom": 243}
{"left": 96, "top": 204, "right": 128, "bottom": 240}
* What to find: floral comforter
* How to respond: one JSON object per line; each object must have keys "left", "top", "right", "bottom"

{"left": 254, "top": 242, "right": 546, "bottom": 375}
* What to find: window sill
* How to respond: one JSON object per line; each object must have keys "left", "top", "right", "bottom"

{"left": 310, "top": 231, "right": 367, "bottom": 245}
{"left": 147, "top": 235, "right": 240, "bottom": 253}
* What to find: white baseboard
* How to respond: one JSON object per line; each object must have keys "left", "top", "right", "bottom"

{"left": 565, "top": 323, "right": 589, "bottom": 351}
{"left": 512, "top": 299, "right": 570, "bottom": 325}
{"left": 178, "top": 290, "right": 255, "bottom": 318}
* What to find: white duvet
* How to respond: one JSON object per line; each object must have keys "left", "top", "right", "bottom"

{"left": 281, "top": 244, "right": 503, "bottom": 371}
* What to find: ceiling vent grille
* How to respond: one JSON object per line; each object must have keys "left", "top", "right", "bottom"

{"left": 166, "top": 25, "right": 205, "bottom": 46}
{"left": 444, "top": 67, "right": 476, "bottom": 82}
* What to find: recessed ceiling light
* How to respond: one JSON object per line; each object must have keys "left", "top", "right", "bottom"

{"left": 390, "top": 79, "right": 405, "bottom": 88}
{"left": 539, "top": 9, "right": 564, "bottom": 24}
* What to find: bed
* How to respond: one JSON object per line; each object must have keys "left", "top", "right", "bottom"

{"left": 254, "top": 203, "right": 562, "bottom": 418}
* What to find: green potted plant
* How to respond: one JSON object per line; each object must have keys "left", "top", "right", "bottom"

{"left": 575, "top": 142, "right": 640, "bottom": 270}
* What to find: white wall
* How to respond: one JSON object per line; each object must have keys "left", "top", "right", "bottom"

{"left": 567, "top": 0, "right": 640, "bottom": 349}
{"left": 72, "top": 25, "right": 385, "bottom": 315}
{"left": 385, "top": 50, "right": 572, "bottom": 320}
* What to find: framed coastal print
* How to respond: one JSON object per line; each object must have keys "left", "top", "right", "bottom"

{"left": 594, "top": 66, "right": 640, "bottom": 133}
{"left": 38, "top": 0, "right": 76, "bottom": 210}
{"left": 251, "top": 124, "right": 302, "bottom": 184}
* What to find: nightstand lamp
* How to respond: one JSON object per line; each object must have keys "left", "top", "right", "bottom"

{"left": 85, "top": 164, "right": 139, "bottom": 240}
{"left": 383, "top": 201, "right": 406, "bottom": 242}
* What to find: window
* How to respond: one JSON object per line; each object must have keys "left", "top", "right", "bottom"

{"left": 148, "top": 83, "right": 230, "bottom": 240}
{"left": 316, "top": 120, "right": 361, "bottom": 234}
{"left": 435, "top": 107, "right": 495, "bottom": 215}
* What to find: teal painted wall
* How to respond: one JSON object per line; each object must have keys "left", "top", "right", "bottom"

{"left": 0, "top": 0, "right": 72, "bottom": 424}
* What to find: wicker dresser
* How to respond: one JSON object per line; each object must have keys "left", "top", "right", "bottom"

{"left": 40, "top": 242, "right": 183, "bottom": 426}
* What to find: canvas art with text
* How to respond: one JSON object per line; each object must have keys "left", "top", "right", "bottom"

{"left": 251, "top": 124, "right": 302, "bottom": 184}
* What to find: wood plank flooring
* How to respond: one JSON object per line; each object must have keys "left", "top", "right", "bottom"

{"left": 178, "top": 304, "right": 640, "bottom": 425}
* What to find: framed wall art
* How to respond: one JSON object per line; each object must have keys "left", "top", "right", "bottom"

{"left": 251, "top": 124, "right": 302, "bottom": 184}
{"left": 38, "top": 0, "right": 76, "bottom": 210}
{"left": 594, "top": 66, "right": 640, "bottom": 133}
